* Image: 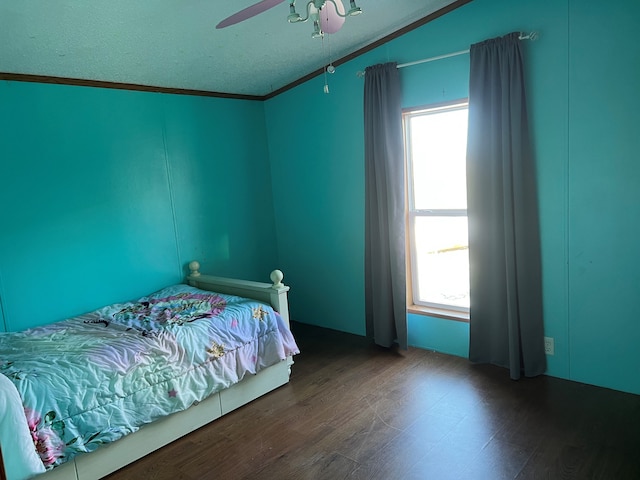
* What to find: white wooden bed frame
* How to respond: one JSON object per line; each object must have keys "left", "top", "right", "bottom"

{"left": 1, "top": 262, "right": 293, "bottom": 480}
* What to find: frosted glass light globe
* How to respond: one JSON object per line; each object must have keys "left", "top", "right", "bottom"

{"left": 319, "top": 0, "right": 345, "bottom": 34}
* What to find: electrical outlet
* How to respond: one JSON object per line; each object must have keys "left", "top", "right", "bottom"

{"left": 544, "top": 337, "right": 555, "bottom": 356}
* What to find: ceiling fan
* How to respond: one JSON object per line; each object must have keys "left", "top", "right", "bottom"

{"left": 216, "top": 0, "right": 362, "bottom": 37}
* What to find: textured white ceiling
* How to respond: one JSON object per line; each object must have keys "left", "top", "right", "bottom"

{"left": 0, "top": 0, "right": 461, "bottom": 97}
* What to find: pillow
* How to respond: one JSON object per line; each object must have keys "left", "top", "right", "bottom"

{"left": 94, "top": 284, "right": 230, "bottom": 334}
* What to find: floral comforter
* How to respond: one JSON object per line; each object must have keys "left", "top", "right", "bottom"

{"left": 0, "top": 284, "right": 299, "bottom": 472}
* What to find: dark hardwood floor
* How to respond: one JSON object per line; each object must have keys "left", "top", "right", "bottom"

{"left": 106, "top": 322, "right": 640, "bottom": 479}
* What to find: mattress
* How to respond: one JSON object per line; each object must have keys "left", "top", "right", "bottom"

{"left": 0, "top": 284, "right": 299, "bottom": 474}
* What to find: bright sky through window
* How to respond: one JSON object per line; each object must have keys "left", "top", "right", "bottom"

{"left": 405, "top": 103, "right": 469, "bottom": 312}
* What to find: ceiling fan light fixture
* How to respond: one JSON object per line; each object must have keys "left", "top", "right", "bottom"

{"left": 216, "top": 0, "right": 362, "bottom": 38}
{"left": 347, "top": 0, "right": 362, "bottom": 16}
{"left": 287, "top": 2, "right": 302, "bottom": 23}
{"left": 311, "top": 19, "right": 324, "bottom": 38}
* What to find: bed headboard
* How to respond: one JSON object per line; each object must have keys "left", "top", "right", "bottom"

{"left": 185, "top": 261, "right": 291, "bottom": 327}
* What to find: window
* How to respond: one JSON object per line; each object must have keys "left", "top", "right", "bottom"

{"left": 403, "top": 100, "right": 469, "bottom": 319}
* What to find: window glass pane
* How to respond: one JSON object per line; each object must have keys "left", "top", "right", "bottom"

{"left": 413, "top": 216, "right": 469, "bottom": 309}
{"left": 409, "top": 108, "right": 468, "bottom": 210}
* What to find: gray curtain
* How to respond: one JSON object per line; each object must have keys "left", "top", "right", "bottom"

{"left": 363, "top": 62, "right": 407, "bottom": 349}
{"left": 466, "top": 33, "right": 546, "bottom": 379}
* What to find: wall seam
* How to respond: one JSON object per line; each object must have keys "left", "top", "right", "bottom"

{"left": 161, "top": 100, "right": 183, "bottom": 278}
{"left": 565, "top": 0, "right": 572, "bottom": 380}
{"left": 262, "top": 101, "right": 282, "bottom": 270}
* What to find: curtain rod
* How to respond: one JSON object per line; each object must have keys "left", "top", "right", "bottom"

{"left": 356, "top": 31, "right": 538, "bottom": 77}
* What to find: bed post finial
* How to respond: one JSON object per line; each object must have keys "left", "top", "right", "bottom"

{"left": 270, "top": 269, "right": 284, "bottom": 288}
{"left": 189, "top": 261, "right": 201, "bottom": 277}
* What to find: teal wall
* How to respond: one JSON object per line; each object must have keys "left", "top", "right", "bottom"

{"left": 0, "top": 81, "right": 277, "bottom": 332}
{"left": 567, "top": 1, "right": 640, "bottom": 393}
{"left": 266, "top": 0, "right": 640, "bottom": 395}
{"left": 265, "top": 74, "right": 366, "bottom": 336}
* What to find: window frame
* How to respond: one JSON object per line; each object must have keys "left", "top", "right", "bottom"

{"left": 403, "top": 99, "right": 470, "bottom": 322}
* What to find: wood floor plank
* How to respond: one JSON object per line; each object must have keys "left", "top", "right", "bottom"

{"left": 249, "top": 449, "right": 360, "bottom": 480}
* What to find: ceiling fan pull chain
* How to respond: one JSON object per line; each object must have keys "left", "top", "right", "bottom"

{"left": 327, "top": 31, "right": 335, "bottom": 74}
{"left": 322, "top": 35, "right": 329, "bottom": 93}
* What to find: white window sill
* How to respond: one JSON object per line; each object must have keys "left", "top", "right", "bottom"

{"left": 408, "top": 304, "right": 469, "bottom": 323}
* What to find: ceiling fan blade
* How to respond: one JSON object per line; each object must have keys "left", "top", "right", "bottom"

{"left": 216, "top": 0, "right": 286, "bottom": 29}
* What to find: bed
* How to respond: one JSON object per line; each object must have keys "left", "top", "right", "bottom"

{"left": 0, "top": 261, "right": 298, "bottom": 480}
